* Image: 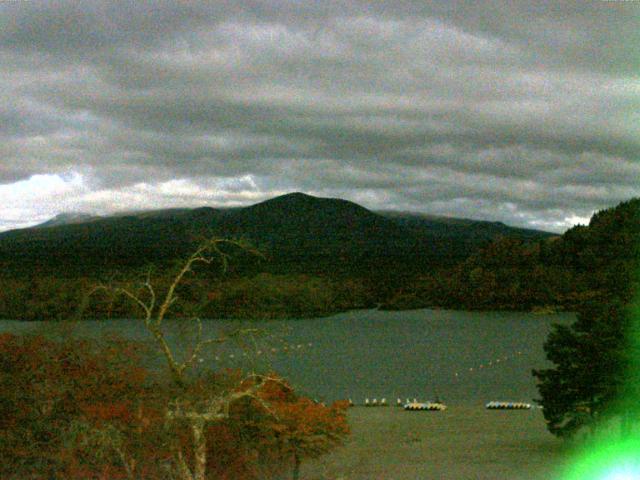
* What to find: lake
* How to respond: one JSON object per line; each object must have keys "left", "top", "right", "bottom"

{"left": 0, "top": 308, "right": 572, "bottom": 406}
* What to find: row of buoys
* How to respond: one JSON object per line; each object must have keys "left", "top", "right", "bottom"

{"left": 348, "top": 398, "right": 422, "bottom": 407}
{"left": 348, "top": 398, "right": 448, "bottom": 410}
{"left": 485, "top": 401, "right": 531, "bottom": 410}
{"left": 454, "top": 351, "right": 524, "bottom": 379}
{"left": 210, "top": 342, "right": 315, "bottom": 361}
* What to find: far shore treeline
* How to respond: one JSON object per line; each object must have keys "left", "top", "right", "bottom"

{"left": 0, "top": 193, "right": 637, "bottom": 321}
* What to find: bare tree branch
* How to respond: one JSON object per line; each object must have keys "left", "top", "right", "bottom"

{"left": 116, "top": 287, "right": 153, "bottom": 321}
{"left": 83, "top": 236, "right": 266, "bottom": 480}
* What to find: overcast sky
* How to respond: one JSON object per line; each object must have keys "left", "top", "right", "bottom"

{"left": 1, "top": 1, "right": 639, "bottom": 233}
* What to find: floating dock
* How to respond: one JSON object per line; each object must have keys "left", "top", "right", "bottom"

{"left": 404, "top": 402, "right": 447, "bottom": 411}
{"left": 485, "top": 401, "right": 531, "bottom": 410}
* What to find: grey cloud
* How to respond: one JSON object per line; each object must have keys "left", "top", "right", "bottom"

{"left": 1, "top": 0, "right": 639, "bottom": 232}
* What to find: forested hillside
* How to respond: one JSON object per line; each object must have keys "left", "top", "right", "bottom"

{"left": 386, "top": 198, "right": 640, "bottom": 312}
{"left": 2, "top": 195, "right": 637, "bottom": 320}
{"left": 0, "top": 192, "right": 554, "bottom": 320}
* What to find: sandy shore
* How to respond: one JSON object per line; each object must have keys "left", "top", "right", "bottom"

{"left": 302, "top": 405, "right": 570, "bottom": 480}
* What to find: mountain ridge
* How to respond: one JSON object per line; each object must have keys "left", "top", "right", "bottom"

{"left": 0, "top": 192, "right": 555, "bottom": 278}
{"left": 24, "top": 192, "right": 553, "bottom": 237}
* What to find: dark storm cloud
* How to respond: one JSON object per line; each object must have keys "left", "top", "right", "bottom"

{"left": 1, "top": 0, "right": 639, "bottom": 232}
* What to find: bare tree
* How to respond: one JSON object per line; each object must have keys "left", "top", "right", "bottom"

{"left": 86, "top": 238, "right": 281, "bottom": 480}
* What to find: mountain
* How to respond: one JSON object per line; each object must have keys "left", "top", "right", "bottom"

{"left": 0, "top": 192, "right": 554, "bottom": 278}
{"left": 35, "top": 212, "right": 101, "bottom": 228}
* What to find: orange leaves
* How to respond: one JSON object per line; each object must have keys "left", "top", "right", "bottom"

{"left": 81, "top": 400, "right": 133, "bottom": 425}
{"left": 0, "top": 336, "right": 350, "bottom": 480}
{"left": 270, "top": 396, "right": 350, "bottom": 452}
{"left": 256, "top": 375, "right": 295, "bottom": 403}
{"left": 0, "top": 334, "right": 164, "bottom": 479}
{"left": 0, "top": 332, "right": 14, "bottom": 348}
{"left": 176, "top": 371, "right": 351, "bottom": 480}
{"left": 242, "top": 374, "right": 350, "bottom": 461}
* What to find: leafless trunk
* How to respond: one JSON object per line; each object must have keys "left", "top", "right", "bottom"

{"left": 175, "top": 449, "right": 194, "bottom": 480}
{"left": 192, "top": 419, "right": 207, "bottom": 480}
{"left": 86, "top": 238, "right": 268, "bottom": 480}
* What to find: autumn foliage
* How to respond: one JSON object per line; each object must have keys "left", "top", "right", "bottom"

{"left": 0, "top": 333, "right": 164, "bottom": 479}
{"left": 204, "top": 374, "right": 350, "bottom": 480}
{"left": 0, "top": 333, "right": 349, "bottom": 479}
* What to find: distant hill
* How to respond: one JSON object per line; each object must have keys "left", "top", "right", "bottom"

{"left": 0, "top": 192, "right": 554, "bottom": 278}
{"left": 377, "top": 210, "right": 552, "bottom": 243}
{"left": 383, "top": 197, "right": 640, "bottom": 312}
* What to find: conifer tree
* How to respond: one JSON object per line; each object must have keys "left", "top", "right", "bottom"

{"left": 533, "top": 298, "right": 631, "bottom": 437}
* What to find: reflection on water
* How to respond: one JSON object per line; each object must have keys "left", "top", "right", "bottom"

{"left": 0, "top": 309, "right": 573, "bottom": 405}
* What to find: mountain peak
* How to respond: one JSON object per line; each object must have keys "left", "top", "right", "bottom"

{"left": 264, "top": 192, "right": 320, "bottom": 204}
{"left": 244, "top": 192, "right": 380, "bottom": 222}
{"left": 280, "top": 191, "right": 313, "bottom": 199}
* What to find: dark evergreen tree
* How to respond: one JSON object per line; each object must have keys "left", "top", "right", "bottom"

{"left": 533, "top": 300, "right": 630, "bottom": 437}
{"left": 533, "top": 198, "right": 640, "bottom": 438}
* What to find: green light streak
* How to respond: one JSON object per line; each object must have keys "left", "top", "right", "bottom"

{"left": 558, "top": 295, "right": 640, "bottom": 479}
{"left": 560, "top": 434, "right": 640, "bottom": 480}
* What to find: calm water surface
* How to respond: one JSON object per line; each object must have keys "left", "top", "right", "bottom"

{"left": 0, "top": 309, "right": 572, "bottom": 405}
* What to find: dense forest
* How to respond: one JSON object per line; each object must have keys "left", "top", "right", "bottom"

{"left": 0, "top": 194, "right": 636, "bottom": 321}
{"left": 385, "top": 198, "right": 640, "bottom": 312}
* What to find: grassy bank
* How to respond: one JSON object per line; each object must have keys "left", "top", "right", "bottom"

{"left": 303, "top": 406, "right": 570, "bottom": 480}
